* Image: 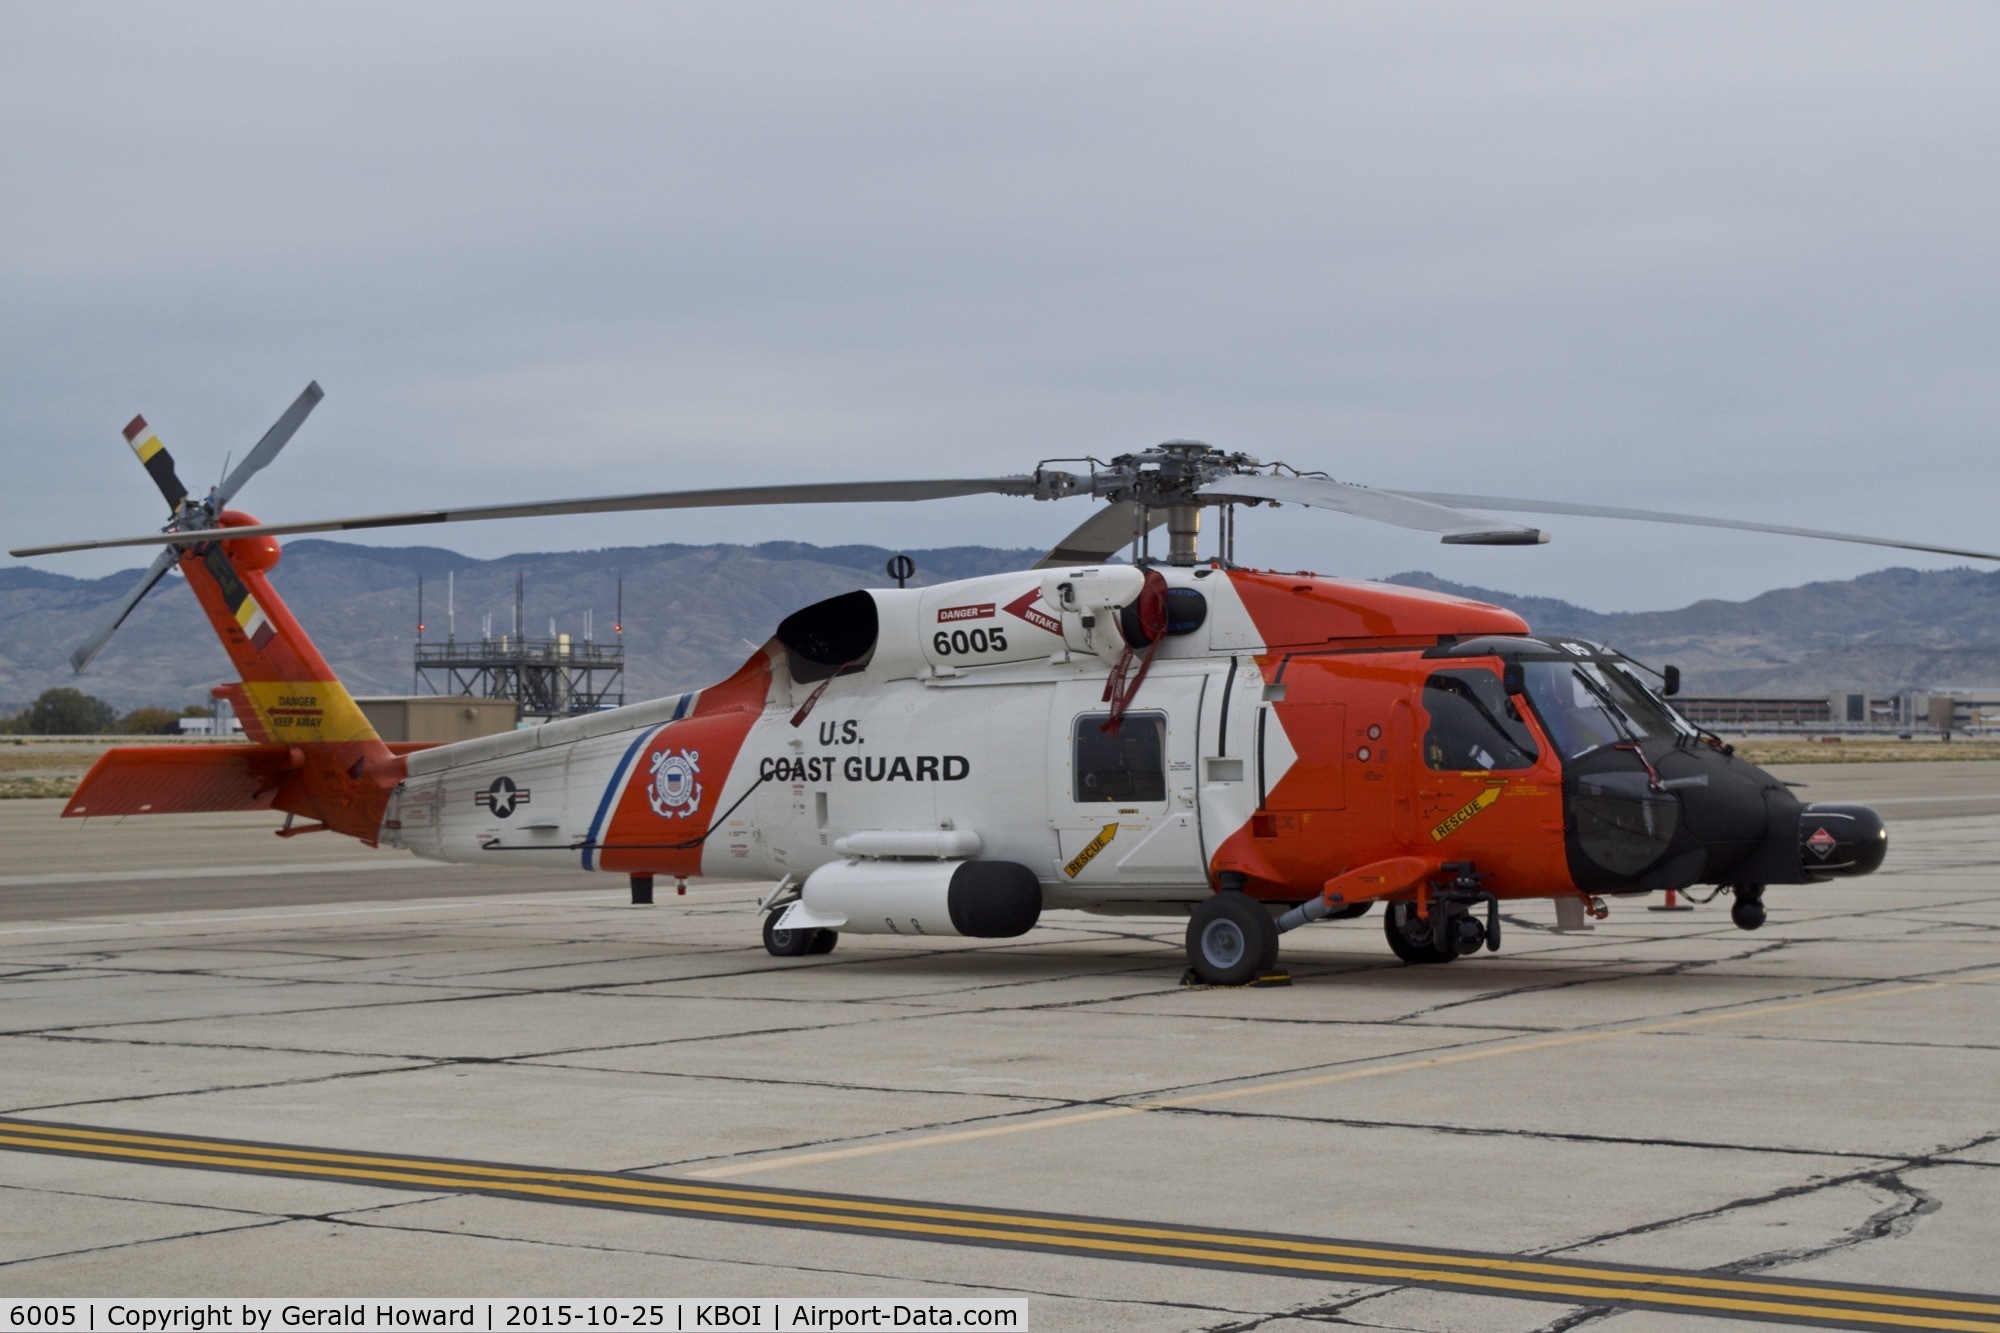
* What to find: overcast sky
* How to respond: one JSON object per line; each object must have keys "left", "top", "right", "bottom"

{"left": 4, "top": 3, "right": 1997, "bottom": 611}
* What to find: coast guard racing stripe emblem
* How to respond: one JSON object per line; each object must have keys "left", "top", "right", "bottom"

{"left": 649, "top": 749, "right": 702, "bottom": 818}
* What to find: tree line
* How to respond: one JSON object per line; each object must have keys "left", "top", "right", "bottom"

{"left": 0, "top": 688, "right": 210, "bottom": 736}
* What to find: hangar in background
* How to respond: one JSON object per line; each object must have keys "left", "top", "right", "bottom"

{"left": 356, "top": 696, "right": 517, "bottom": 744}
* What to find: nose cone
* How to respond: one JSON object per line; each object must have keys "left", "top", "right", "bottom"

{"left": 1799, "top": 802, "right": 1888, "bottom": 877}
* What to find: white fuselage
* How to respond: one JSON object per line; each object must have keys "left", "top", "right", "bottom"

{"left": 380, "top": 566, "right": 1271, "bottom": 909}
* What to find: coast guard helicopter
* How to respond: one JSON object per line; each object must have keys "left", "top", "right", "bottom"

{"left": 21, "top": 384, "right": 1986, "bottom": 984}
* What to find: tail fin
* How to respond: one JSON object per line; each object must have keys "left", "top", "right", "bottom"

{"left": 68, "top": 515, "right": 402, "bottom": 842}
{"left": 181, "top": 517, "right": 381, "bottom": 746}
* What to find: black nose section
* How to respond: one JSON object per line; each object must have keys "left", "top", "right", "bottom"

{"left": 1564, "top": 743, "right": 1841, "bottom": 892}
{"left": 1565, "top": 745, "right": 1772, "bottom": 891}
{"left": 1798, "top": 802, "right": 1887, "bottom": 877}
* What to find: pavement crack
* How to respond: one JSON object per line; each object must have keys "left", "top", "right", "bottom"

{"left": 1145, "top": 1103, "right": 1880, "bottom": 1162}
{"left": 1525, "top": 1308, "right": 1617, "bottom": 1333}
{"left": 1721, "top": 1168, "right": 1943, "bottom": 1273}
{"left": 0, "top": 1179, "right": 288, "bottom": 1222}
{"left": 1393, "top": 975, "right": 1605, "bottom": 1020}
{"left": 512, "top": 1057, "right": 1070, "bottom": 1109}
{"left": 0, "top": 1216, "right": 290, "bottom": 1272}
{"left": 1543, "top": 1130, "right": 1990, "bottom": 1264}
{"left": 6, "top": 1057, "right": 451, "bottom": 1114}
{"left": 1648, "top": 938, "right": 1792, "bottom": 976}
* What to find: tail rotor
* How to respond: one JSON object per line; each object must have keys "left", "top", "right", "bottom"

{"left": 66, "top": 382, "right": 324, "bottom": 673}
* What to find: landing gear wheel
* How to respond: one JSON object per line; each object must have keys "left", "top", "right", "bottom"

{"left": 763, "top": 912, "right": 815, "bottom": 957}
{"left": 1326, "top": 901, "right": 1373, "bottom": 920}
{"left": 1730, "top": 885, "right": 1767, "bottom": 932}
{"left": 1251, "top": 905, "right": 1279, "bottom": 972}
{"left": 1383, "top": 902, "right": 1457, "bottom": 965}
{"left": 807, "top": 928, "right": 839, "bottom": 955}
{"left": 1186, "top": 893, "right": 1279, "bottom": 985}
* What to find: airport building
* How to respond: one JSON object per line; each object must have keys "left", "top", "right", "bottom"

{"left": 1674, "top": 688, "right": 2000, "bottom": 733}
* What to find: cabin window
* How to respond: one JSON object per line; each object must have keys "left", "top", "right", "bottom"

{"left": 1072, "top": 712, "right": 1167, "bottom": 803}
{"left": 1423, "top": 669, "right": 1539, "bottom": 772}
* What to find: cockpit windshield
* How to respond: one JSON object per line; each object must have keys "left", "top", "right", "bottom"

{"left": 1521, "top": 657, "right": 1695, "bottom": 759}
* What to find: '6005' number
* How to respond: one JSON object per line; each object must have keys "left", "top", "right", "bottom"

{"left": 933, "top": 627, "right": 1007, "bottom": 656}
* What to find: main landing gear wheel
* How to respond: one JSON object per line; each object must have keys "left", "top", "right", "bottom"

{"left": 1383, "top": 902, "right": 1458, "bottom": 965}
{"left": 1325, "top": 901, "right": 1373, "bottom": 920}
{"left": 1186, "top": 893, "right": 1279, "bottom": 986}
{"left": 807, "top": 928, "right": 839, "bottom": 954}
{"left": 762, "top": 912, "right": 816, "bottom": 957}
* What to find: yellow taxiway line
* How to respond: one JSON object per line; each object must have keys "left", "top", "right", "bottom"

{"left": 2, "top": 1116, "right": 1996, "bottom": 1331}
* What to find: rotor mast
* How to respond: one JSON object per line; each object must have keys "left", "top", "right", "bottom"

{"left": 1046, "top": 439, "right": 1253, "bottom": 568}
{"left": 1147, "top": 443, "right": 1221, "bottom": 567}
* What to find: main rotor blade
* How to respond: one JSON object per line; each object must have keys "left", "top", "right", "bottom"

{"left": 67, "top": 548, "right": 179, "bottom": 673}
{"left": 216, "top": 381, "right": 324, "bottom": 507}
{"left": 1200, "top": 474, "right": 1548, "bottom": 544}
{"left": 11, "top": 476, "right": 1043, "bottom": 558}
{"left": 1033, "top": 501, "right": 1168, "bottom": 568}
{"left": 1389, "top": 491, "right": 2000, "bottom": 564}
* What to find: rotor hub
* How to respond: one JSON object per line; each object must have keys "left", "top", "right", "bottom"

{"left": 1035, "top": 441, "right": 1266, "bottom": 511}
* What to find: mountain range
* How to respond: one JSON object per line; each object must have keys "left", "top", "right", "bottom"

{"left": 5, "top": 541, "right": 2000, "bottom": 712}
{"left": 1389, "top": 568, "right": 2000, "bottom": 693}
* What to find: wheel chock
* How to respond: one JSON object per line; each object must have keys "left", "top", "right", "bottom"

{"left": 1179, "top": 968, "right": 1292, "bottom": 989}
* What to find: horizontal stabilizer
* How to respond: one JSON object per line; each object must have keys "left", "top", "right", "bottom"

{"left": 64, "top": 744, "right": 292, "bottom": 817}
{"left": 64, "top": 742, "right": 437, "bottom": 819}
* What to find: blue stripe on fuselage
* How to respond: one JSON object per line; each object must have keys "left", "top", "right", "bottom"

{"left": 583, "top": 722, "right": 664, "bottom": 872}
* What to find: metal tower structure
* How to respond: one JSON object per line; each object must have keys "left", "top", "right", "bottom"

{"left": 413, "top": 572, "right": 625, "bottom": 720}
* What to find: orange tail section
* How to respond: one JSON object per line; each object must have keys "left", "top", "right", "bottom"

{"left": 65, "top": 513, "right": 405, "bottom": 842}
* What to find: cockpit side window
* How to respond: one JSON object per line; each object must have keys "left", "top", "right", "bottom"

{"left": 1423, "top": 669, "right": 1540, "bottom": 772}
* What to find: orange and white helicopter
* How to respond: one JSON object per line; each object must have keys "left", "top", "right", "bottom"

{"left": 19, "top": 384, "right": 1991, "bottom": 984}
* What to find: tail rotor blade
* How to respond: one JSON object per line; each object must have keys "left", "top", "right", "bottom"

{"left": 217, "top": 381, "right": 324, "bottom": 506}
{"left": 122, "top": 416, "right": 190, "bottom": 512}
{"left": 68, "top": 547, "right": 179, "bottom": 673}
